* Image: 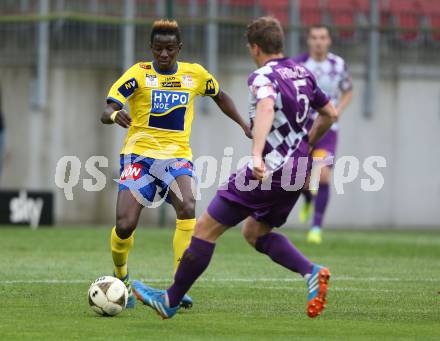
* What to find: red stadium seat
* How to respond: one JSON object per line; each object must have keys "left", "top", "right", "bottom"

{"left": 354, "top": 0, "right": 391, "bottom": 28}
{"left": 418, "top": 0, "right": 440, "bottom": 41}
{"left": 354, "top": 0, "right": 369, "bottom": 14}
{"left": 260, "top": 0, "right": 289, "bottom": 25}
{"left": 389, "top": 0, "right": 421, "bottom": 41}
{"left": 224, "top": 0, "right": 254, "bottom": 5}
{"left": 354, "top": 0, "right": 391, "bottom": 14}
{"left": 261, "top": 0, "right": 328, "bottom": 27}
{"left": 300, "top": 0, "right": 324, "bottom": 26}
{"left": 326, "top": 0, "right": 357, "bottom": 39}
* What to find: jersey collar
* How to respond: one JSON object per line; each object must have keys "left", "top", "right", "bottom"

{"left": 264, "top": 56, "right": 289, "bottom": 65}
{"left": 152, "top": 61, "right": 179, "bottom": 75}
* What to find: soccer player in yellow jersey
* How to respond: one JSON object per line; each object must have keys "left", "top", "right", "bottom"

{"left": 100, "top": 19, "right": 251, "bottom": 308}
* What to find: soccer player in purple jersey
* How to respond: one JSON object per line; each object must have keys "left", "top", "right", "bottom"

{"left": 131, "top": 17, "right": 338, "bottom": 319}
{"left": 293, "top": 25, "right": 353, "bottom": 244}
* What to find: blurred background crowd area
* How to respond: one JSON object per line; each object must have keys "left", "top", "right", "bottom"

{"left": 0, "top": 0, "right": 439, "bottom": 227}
{"left": 1, "top": 0, "right": 439, "bottom": 67}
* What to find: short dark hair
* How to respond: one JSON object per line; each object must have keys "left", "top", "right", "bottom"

{"left": 150, "top": 19, "right": 181, "bottom": 44}
{"left": 246, "top": 16, "right": 284, "bottom": 54}
{"left": 307, "top": 25, "right": 331, "bottom": 37}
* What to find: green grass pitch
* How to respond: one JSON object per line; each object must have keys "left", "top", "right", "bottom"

{"left": 1, "top": 227, "right": 439, "bottom": 340}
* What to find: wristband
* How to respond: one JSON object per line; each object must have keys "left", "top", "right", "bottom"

{"left": 110, "top": 111, "right": 118, "bottom": 122}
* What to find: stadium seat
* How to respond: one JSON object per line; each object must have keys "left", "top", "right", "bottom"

{"left": 300, "top": 0, "right": 324, "bottom": 27}
{"left": 389, "top": 0, "right": 421, "bottom": 41}
{"left": 326, "top": 0, "right": 357, "bottom": 39}
{"left": 354, "top": 0, "right": 391, "bottom": 28}
{"left": 225, "top": 0, "right": 254, "bottom": 4}
{"left": 354, "top": 0, "right": 369, "bottom": 15}
{"left": 218, "top": 0, "right": 255, "bottom": 19}
{"left": 260, "top": 0, "right": 289, "bottom": 25}
{"left": 418, "top": 0, "right": 440, "bottom": 41}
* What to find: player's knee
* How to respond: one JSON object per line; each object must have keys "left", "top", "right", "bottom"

{"left": 175, "top": 198, "right": 196, "bottom": 219}
{"left": 320, "top": 166, "right": 331, "bottom": 184}
{"left": 193, "top": 215, "right": 209, "bottom": 239}
{"left": 115, "top": 216, "right": 137, "bottom": 238}
{"left": 193, "top": 214, "right": 218, "bottom": 242}
{"left": 242, "top": 226, "right": 258, "bottom": 247}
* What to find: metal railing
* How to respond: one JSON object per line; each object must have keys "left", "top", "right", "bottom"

{"left": 1, "top": 0, "right": 439, "bottom": 68}
{"left": 2, "top": 0, "right": 440, "bottom": 121}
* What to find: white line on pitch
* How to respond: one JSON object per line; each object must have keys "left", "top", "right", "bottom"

{"left": 257, "top": 286, "right": 398, "bottom": 292}
{"left": 0, "top": 277, "right": 438, "bottom": 284}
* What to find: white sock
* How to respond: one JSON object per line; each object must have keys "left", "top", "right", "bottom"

{"left": 164, "top": 292, "right": 170, "bottom": 307}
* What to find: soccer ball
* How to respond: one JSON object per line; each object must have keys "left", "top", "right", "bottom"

{"left": 88, "top": 276, "right": 128, "bottom": 316}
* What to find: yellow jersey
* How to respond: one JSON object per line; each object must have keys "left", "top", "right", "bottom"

{"left": 107, "top": 61, "right": 220, "bottom": 160}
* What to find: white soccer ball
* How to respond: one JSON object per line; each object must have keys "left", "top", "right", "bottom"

{"left": 88, "top": 276, "right": 128, "bottom": 316}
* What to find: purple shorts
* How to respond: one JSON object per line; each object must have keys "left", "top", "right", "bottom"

{"left": 313, "top": 129, "right": 338, "bottom": 157}
{"left": 207, "top": 166, "right": 305, "bottom": 228}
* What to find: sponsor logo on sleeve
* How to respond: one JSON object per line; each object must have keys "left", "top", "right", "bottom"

{"left": 118, "top": 78, "right": 138, "bottom": 98}
{"left": 205, "top": 78, "right": 216, "bottom": 95}
{"left": 139, "top": 63, "right": 151, "bottom": 70}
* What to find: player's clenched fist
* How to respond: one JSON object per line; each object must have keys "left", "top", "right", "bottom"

{"left": 111, "top": 109, "right": 132, "bottom": 128}
{"left": 252, "top": 155, "right": 266, "bottom": 181}
{"left": 243, "top": 124, "right": 253, "bottom": 139}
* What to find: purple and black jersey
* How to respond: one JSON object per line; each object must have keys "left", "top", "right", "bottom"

{"left": 247, "top": 57, "right": 329, "bottom": 172}
{"left": 207, "top": 57, "right": 330, "bottom": 228}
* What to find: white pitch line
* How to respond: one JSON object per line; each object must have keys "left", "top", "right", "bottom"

{"left": 0, "top": 277, "right": 438, "bottom": 285}
{"left": 259, "top": 286, "right": 397, "bottom": 292}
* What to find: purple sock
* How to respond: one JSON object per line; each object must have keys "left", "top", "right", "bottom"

{"left": 302, "top": 189, "right": 313, "bottom": 204}
{"left": 167, "top": 236, "right": 215, "bottom": 307}
{"left": 255, "top": 232, "right": 313, "bottom": 276}
{"left": 313, "top": 183, "right": 330, "bottom": 228}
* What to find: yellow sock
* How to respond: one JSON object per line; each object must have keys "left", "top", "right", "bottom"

{"left": 110, "top": 226, "right": 134, "bottom": 279}
{"left": 173, "top": 218, "right": 196, "bottom": 273}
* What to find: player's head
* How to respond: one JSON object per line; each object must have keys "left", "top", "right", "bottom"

{"left": 246, "top": 16, "right": 284, "bottom": 66}
{"left": 307, "top": 25, "right": 332, "bottom": 58}
{"left": 150, "top": 19, "right": 182, "bottom": 72}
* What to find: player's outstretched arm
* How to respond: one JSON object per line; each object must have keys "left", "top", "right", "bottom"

{"left": 309, "top": 102, "right": 338, "bottom": 147}
{"left": 212, "top": 90, "right": 252, "bottom": 139}
{"left": 100, "top": 102, "right": 132, "bottom": 128}
{"left": 251, "top": 97, "right": 275, "bottom": 180}
{"left": 336, "top": 89, "right": 353, "bottom": 117}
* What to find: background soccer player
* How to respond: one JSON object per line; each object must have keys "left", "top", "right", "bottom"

{"left": 101, "top": 19, "right": 251, "bottom": 308}
{"left": 293, "top": 26, "right": 353, "bottom": 244}
{"left": 132, "top": 17, "right": 337, "bottom": 319}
